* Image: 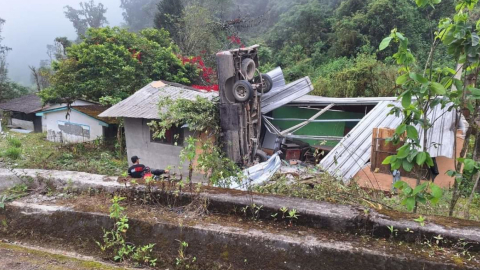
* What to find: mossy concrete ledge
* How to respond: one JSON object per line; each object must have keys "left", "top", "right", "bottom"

{"left": 1, "top": 168, "right": 480, "bottom": 251}
{"left": 1, "top": 201, "right": 477, "bottom": 270}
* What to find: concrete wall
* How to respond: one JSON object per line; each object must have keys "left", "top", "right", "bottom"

{"left": 11, "top": 118, "right": 34, "bottom": 131}
{"left": 42, "top": 110, "right": 105, "bottom": 143}
{"left": 124, "top": 117, "right": 201, "bottom": 180}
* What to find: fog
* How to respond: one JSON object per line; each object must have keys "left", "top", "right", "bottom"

{"left": 0, "top": 0, "right": 125, "bottom": 86}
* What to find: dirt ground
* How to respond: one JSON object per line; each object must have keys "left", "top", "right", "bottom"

{"left": 0, "top": 241, "right": 128, "bottom": 270}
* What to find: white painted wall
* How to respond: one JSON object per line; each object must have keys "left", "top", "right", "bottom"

{"left": 40, "top": 100, "right": 96, "bottom": 131}
{"left": 42, "top": 109, "right": 105, "bottom": 143}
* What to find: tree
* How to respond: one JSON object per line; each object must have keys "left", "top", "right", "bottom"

{"left": 381, "top": 0, "right": 480, "bottom": 214}
{"left": 64, "top": 0, "right": 108, "bottom": 40}
{"left": 154, "top": 0, "right": 184, "bottom": 43}
{"left": 39, "top": 27, "right": 197, "bottom": 104}
{"left": 0, "top": 18, "right": 30, "bottom": 101}
{"left": 120, "top": 0, "right": 160, "bottom": 32}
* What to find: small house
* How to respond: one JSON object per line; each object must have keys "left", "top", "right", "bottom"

{"left": 36, "top": 105, "right": 117, "bottom": 143}
{"left": 99, "top": 81, "right": 217, "bottom": 178}
{"left": 0, "top": 94, "right": 44, "bottom": 132}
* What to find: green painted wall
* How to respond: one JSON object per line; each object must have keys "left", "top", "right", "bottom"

{"left": 271, "top": 107, "right": 365, "bottom": 146}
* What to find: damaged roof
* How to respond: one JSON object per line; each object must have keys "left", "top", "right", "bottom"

{"left": 0, "top": 94, "right": 43, "bottom": 114}
{"left": 73, "top": 105, "right": 118, "bottom": 125}
{"left": 261, "top": 76, "right": 314, "bottom": 114}
{"left": 99, "top": 81, "right": 218, "bottom": 119}
{"left": 319, "top": 101, "right": 463, "bottom": 182}
{"left": 290, "top": 96, "right": 398, "bottom": 106}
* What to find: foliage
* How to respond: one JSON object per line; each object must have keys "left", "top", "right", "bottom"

{"left": 180, "top": 136, "right": 198, "bottom": 182}
{"left": 312, "top": 53, "right": 398, "bottom": 97}
{"left": 393, "top": 181, "right": 443, "bottom": 211}
{"left": 150, "top": 96, "right": 220, "bottom": 140}
{"left": 39, "top": 27, "right": 196, "bottom": 104}
{"left": 97, "top": 196, "right": 157, "bottom": 267}
{"left": 154, "top": 0, "right": 184, "bottom": 43}
{"left": 64, "top": 0, "right": 108, "bottom": 40}
{"left": 7, "top": 135, "right": 22, "bottom": 148}
{"left": 196, "top": 141, "right": 241, "bottom": 187}
{"left": 175, "top": 241, "right": 196, "bottom": 269}
{"left": 380, "top": 0, "right": 480, "bottom": 213}
{"left": 3, "top": 147, "right": 21, "bottom": 160}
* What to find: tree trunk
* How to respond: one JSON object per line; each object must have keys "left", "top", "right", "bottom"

{"left": 29, "top": 66, "right": 41, "bottom": 92}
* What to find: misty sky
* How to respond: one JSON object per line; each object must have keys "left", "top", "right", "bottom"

{"left": 0, "top": 0, "right": 125, "bottom": 86}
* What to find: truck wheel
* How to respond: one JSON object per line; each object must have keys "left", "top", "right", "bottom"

{"left": 232, "top": 80, "right": 253, "bottom": 102}
{"left": 241, "top": 58, "right": 256, "bottom": 81}
{"left": 257, "top": 74, "right": 273, "bottom": 93}
{"left": 254, "top": 150, "right": 268, "bottom": 163}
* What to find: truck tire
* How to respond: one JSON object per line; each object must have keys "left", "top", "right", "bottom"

{"left": 241, "top": 58, "right": 256, "bottom": 81}
{"left": 254, "top": 150, "right": 268, "bottom": 163}
{"left": 232, "top": 80, "right": 253, "bottom": 102}
{"left": 257, "top": 73, "right": 273, "bottom": 93}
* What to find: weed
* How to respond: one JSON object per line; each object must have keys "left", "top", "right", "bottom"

{"left": 132, "top": 244, "right": 157, "bottom": 267}
{"left": 287, "top": 209, "right": 299, "bottom": 220}
{"left": 175, "top": 241, "right": 196, "bottom": 269}
{"left": 0, "top": 195, "right": 8, "bottom": 209}
{"left": 280, "top": 206, "right": 288, "bottom": 219}
{"left": 3, "top": 147, "right": 21, "bottom": 160}
{"left": 433, "top": 234, "right": 444, "bottom": 245}
{"left": 96, "top": 196, "right": 158, "bottom": 266}
{"left": 250, "top": 204, "right": 263, "bottom": 220}
{"left": 387, "top": 225, "right": 398, "bottom": 238}
{"left": 6, "top": 136, "right": 22, "bottom": 148}
{"left": 414, "top": 215, "right": 426, "bottom": 227}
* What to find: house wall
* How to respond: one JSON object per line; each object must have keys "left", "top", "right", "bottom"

{"left": 354, "top": 131, "right": 465, "bottom": 191}
{"left": 11, "top": 118, "right": 34, "bottom": 131}
{"left": 124, "top": 118, "right": 203, "bottom": 181}
{"left": 271, "top": 107, "right": 365, "bottom": 146}
{"left": 9, "top": 112, "right": 42, "bottom": 132}
{"left": 42, "top": 110, "right": 105, "bottom": 143}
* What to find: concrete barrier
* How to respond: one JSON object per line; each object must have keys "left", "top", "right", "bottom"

{"left": 1, "top": 168, "right": 479, "bottom": 252}
{"left": 1, "top": 201, "right": 477, "bottom": 270}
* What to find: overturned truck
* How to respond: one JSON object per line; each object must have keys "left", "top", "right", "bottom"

{"left": 216, "top": 45, "right": 271, "bottom": 166}
{"left": 216, "top": 45, "right": 314, "bottom": 167}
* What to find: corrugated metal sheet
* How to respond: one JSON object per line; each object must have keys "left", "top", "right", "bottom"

{"left": 261, "top": 77, "right": 314, "bottom": 114}
{"left": 291, "top": 95, "right": 398, "bottom": 106}
{"left": 261, "top": 67, "right": 286, "bottom": 102}
{"left": 319, "top": 101, "right": 458, "bottom": 182}
{"left": 99, "top": 82, "right": 218, "bottom": 119}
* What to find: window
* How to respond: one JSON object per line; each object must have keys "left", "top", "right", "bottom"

{"left": 150, "top": 125, "right": 184, "bottom": 146}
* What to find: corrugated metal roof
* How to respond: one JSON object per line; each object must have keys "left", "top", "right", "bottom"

{"left": 0, "top": 94, "right": 43, "bottom": 114}
{"left": 261, "top": 67, "right": 286, "bottom": 102}
{"left": 291, "top": 95, "right": 398, "bottom": 106}
{"left": 319, "top": 101, "right": 458, "bottom": 182}
{"left": 99, "top": 82, "right": 218, "bottom": 119}
{"left": 261, "top": 77, "right": 314, "bottom": 114}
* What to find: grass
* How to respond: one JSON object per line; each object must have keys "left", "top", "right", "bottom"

{"left": 6, "top": 136, "right": 22, "bottom": 148}
{"left": 254, "top": 173, "right": 480, "bottom": 221}
{"left": 0, "top": 132, "right": 127, "bottom": 176}
{"left": 3, "top": 147, "right": 21, "bottom": 160}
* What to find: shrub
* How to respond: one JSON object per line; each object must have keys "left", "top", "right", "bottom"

{"left": 4, "top": 147, "right": 21, "bottom": 160}
{"left": 7, "top": 136, "right": 22, "bottom": 148}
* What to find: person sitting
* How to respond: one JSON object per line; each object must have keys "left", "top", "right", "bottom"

{"left": 128, "top": 156, "right": 169, "bottom": 178}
